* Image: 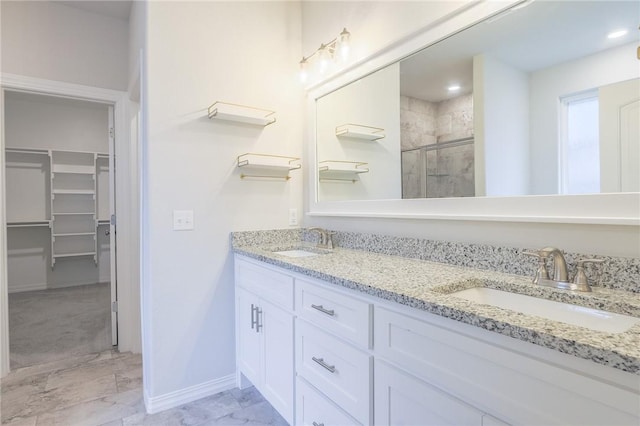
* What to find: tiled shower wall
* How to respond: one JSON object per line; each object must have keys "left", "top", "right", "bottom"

{"left": 400, "top": 94, "right": 475, "bottom": 198}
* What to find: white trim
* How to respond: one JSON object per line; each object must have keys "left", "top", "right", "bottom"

{"left": 8, "top": 280, "right": 110, "bottom": 294}
{"left": 144, "top": 374, "right": 236, "bottom": 414}
{"left": 0, "top": 73, "right": 136, "bottom": 377}
{"left": 306, "top": 1, "right": 640, "bottom": 227}
{"left": 0, "top": 73, "right": 124, "bottom": 104}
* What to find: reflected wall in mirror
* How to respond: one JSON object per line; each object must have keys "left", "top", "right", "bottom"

{"left": 315, "top": 0, "right": 640, "bottom": 202}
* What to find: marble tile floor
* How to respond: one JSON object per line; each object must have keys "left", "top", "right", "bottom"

{"left": 1, "top": 350, "right": 288, "bottom": 426}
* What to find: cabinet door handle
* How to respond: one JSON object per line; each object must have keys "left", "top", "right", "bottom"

{"left": 312, "top": 422, "right": 325, "bottom": 426}
{"left": 312, "top": 356, "right": 336, "bottom": 373}
{"left": 311, "top": 304, "right": 335, "bottom": 316}
{"left": 250, "top": 304, "right": 258, "bottom": 330}
{"left": 255, "top": 307, "right": 263, "bottom": 332}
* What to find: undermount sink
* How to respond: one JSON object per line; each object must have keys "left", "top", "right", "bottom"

{"left": 451, "top": 287, "right": 640, "bottom": 334}
{"left": 273, "top": 249, "right": 319, "bottom": 258}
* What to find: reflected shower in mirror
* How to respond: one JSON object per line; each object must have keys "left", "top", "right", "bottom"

{"left": 315, "top": 0, "right": 640, "bottom": 202}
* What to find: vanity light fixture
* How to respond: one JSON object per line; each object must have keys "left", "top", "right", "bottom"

{"left": 448, "top": 84, "right": 461, "bottom": 92}
{"left": 299, "top": 28, "right": 351, "bottom": 83}
{"left": 607, "top": 29, "right": 628, "bottom": 39}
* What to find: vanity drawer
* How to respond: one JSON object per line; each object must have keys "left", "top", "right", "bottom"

{"left": 296, "top": 278, "right": 371, "bottom": 348}
{"left": 235, "top": 256, "right": 294, "bottom": 310}
{"left": 296, "top": 319, "right": 372, "bottom": 425}
{"left": 296, "top": 376, "right": 361, "bottom": 426}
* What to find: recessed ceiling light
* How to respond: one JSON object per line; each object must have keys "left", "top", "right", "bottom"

{"left": 448, "top": 85, "right": 461, "bottom": 92}
{"left": 607, "top": 29, "right": 628, "bottom": 39}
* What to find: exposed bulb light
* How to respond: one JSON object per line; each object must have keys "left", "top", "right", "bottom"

{"left": 298, "top": 28, "right": 352, "bottom": 83}
{"left": 607, "top": 29, "right": 628, "bottom": 39}
{"left": 448, "top": 85, "right": 461, "bottom": 92}
{"left": 299, "top": 57, "right": 308, "bottom": 83}
{"left": 338, "top": 28, "right": 351, "bottom": 61}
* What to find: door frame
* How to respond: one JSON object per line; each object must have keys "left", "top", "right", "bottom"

{"left": 0, "top": 73, "right": 134, "bottom": 376}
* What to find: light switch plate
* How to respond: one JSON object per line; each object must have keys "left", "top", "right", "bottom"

{"left": 288, "top": 208, "right": 298, "bottom": 226}
{"left": 173, "top": 210, "right": 194, "bottom": 231}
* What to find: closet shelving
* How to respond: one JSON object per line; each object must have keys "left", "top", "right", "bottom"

{"left": 6, "top": 147, "right": 109, "bottom": 267}
{"left": 208, "top": 101, "right": 276, "bottom": 127}
{"left": 318, "top": 160, "right": 369, "bottom": 183}
{"left": 237, "top": 153, "right": 301, "bottom": 180}
{"left": 335, "top": 124, "right": 385, "bottom": 141}
{"left": 50, "top": 151, "right": 99, "bottom": 267}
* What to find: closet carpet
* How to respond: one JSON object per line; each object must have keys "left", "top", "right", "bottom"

{"left": 8, "top": 283, "right": 112, "bottom": 369}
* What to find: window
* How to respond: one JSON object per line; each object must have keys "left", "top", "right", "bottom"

{"left": 559, "top": 91, "right": 600, "bottom": 194}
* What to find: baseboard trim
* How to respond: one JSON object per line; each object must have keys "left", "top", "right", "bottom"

{"left": 144, "top": 374, "right": 236, "bottom": 414}
{"left": 8, "top": 283, "right": 47, "bottom": 293}
{"left": 8, "top": 280, "right": 107, "bottom": 294}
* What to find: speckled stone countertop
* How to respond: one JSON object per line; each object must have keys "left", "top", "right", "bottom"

{"left": 231, "top": 231, "right": 640, "bottom": 375}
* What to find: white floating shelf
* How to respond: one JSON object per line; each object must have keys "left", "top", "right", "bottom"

{"left": 318, "top": 160, "right": 369, "bottom": 182}
{"left": 53, "top": 212, "right": 95, "bottom": 216}
{"left": 208, "top": 101, "right": 276, "bottom": 126}
{"left": 335, "top": 124, "right": 385, "bottom": 141}
{"left": 237, "top": 153, "right": 301, "bottom": 180}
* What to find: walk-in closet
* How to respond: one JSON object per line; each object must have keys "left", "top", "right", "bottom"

{"left": 4, "top": 91, "right": 115, "bottom": 368}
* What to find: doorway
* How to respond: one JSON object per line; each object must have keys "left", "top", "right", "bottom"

{"left": 3, "top": 90, "right": 117, "bottom": 369}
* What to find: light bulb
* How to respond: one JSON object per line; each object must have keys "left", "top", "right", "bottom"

{"left": 299, "top": 57, "right": 308, "bottom": 83}
{"left": 338, "top": 28, "right": 351, "bottom": 61}
{"left": 317, "top": 44, "right": 329, "bottom": 74}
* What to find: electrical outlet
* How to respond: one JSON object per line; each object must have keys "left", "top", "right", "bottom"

{"left": 288, "top": 208, "right": 298, "bottom": 226}
{"left": 173, "top": 210, "right": 194, "bottom": 231}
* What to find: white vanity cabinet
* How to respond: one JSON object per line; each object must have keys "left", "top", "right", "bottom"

{"left": 295, "top": 278, "right": 373, "bottom": 425}
{"left": 234, "top": 255, "right": 640, "bottom": 426}
{"left": 235, "top": 257, "right": 295, "bottom": 425}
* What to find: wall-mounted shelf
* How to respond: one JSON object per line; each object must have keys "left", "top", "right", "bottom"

{"left": 335, "top": 124, "right": 385, "bottom": 141}
{"left": 237, "top": 153, "right": 300, "bottom": 181}
{"left": 52, "top": 189, "right": 95, "bottom": 195}
{"left": 318, "top": 160, "right": 369, "bottom": 183}
{"left": 208, "top": 101, "right": 276, "bottom": 127}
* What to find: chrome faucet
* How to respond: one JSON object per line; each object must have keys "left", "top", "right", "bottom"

{"left": 308, "top": 227, "right": 335, "bottom": 250}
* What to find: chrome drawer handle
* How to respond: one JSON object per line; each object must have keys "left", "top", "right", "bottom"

{"left": 311, "top": 304, "right": 335, "bottom": 316}
{"left": 313, "top": 422, "right": 325, "bottom": 426}
{"left": 312, "top": 356, "right": 336, "bottom": 373}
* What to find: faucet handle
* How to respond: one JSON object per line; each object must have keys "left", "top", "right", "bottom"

{"left": 523, "top": 251, "right": 550, "bottom": 284}
{"left": 573, "top": 258, "right": 604, "bottom": 290}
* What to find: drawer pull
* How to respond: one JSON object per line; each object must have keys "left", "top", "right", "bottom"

{"left": 312, "top": 356, "right": 336, "bottom": 373}
{"left": 311, "top": 304, "right": 335, "bottom": 316}
{"left": 312, "top": 422, "right": 325, "bottom": 426}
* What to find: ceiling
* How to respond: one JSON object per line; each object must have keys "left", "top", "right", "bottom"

{"left": 400, "top": 0, "right": 639, "bottom": 102}
{"left": 54, "top": 0, "right": 132, "bottom": 21}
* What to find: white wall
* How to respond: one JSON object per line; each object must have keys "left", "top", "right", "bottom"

{"left": 317, "top": 63, "right": 401, "bottom": 201}
{"left": 529, "top": 42, "right": 638, "bottom": 195}
{"left": 301, "top": 1, "right": 640, "bottom": 259}
{"left": 142, "top": 0, "right": 303, "bottom": 407}
{"left": 473, "top": 54, "right": 529, "bottom": 197}
{"left": 5, "top": 92, "right": 109, "bottom": 153}
{"left": 0, "top": 1, "right": 128, "bottom": 91}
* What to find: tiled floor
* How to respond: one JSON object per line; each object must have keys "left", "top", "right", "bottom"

{"left": 1, "top": 350, "right": 287, "bottom": 426}
{"left": 9, "top": 283, "right": 111, "bottom": 369}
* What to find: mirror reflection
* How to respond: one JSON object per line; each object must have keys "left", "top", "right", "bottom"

{"left": 316, "top": 0, "right": 639, "bottom": 202}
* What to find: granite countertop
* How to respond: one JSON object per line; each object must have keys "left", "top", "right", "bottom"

{"left": 232, "top": 241, "right": 640, "bottom": 375}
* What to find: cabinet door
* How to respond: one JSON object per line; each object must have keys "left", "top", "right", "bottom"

{"left": 375, "top": 359, "right": 482, "bottom": 426}
{"left": 261, "top": 299, "right": 294, "bottom": 425}
{"left": 237, "top": 287, "right": 261, "bottom": 386}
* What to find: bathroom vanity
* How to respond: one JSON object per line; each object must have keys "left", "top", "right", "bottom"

{"left": 232, "top": 231, "right": 640, "bottom": 426}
